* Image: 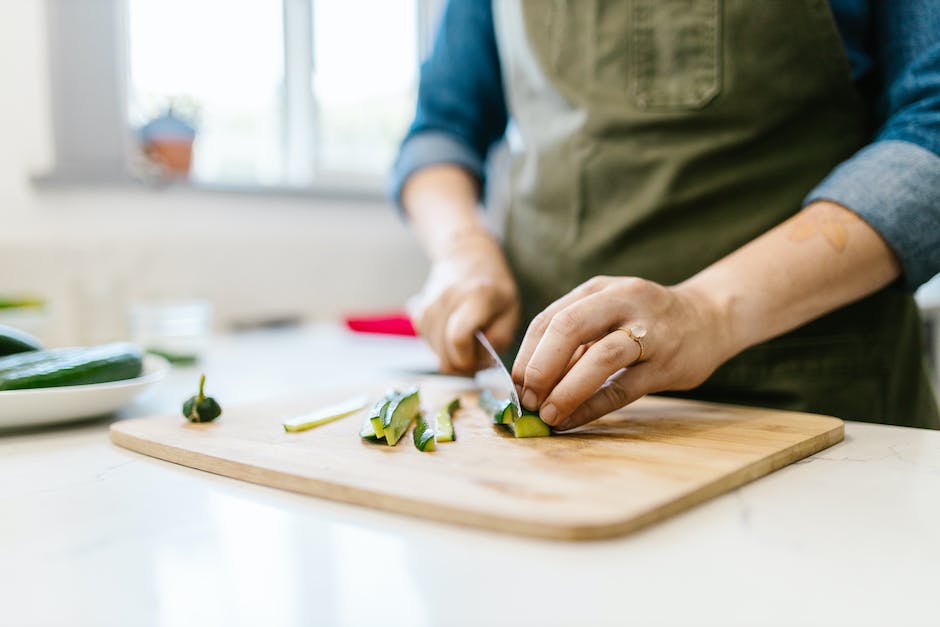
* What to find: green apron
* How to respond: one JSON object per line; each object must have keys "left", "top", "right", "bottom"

{"left": 494, "top": 0, "right": 939, "bottom": 428}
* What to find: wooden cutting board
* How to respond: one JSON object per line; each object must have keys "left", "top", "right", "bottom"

{"left": 110, "top": 379, "right": 843, "bottom": 540}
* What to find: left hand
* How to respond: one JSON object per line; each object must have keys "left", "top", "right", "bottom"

{"left": 511, "top": 276, "right": 734, "bottom": 431}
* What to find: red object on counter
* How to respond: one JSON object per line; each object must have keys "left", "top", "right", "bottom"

{"left": 343, "top": 312, "right": 417, "bottom": 336}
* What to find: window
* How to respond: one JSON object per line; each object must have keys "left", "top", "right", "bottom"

{"left": 127, "top": 0, "right": 287, "bottom": 186}
{"left": 41, "top": 0, "right": 441, "bottom": 194}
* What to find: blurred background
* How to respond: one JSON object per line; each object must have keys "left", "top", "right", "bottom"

{"left": 0, "top": 0, "right": 937, "bottom": 382}
{"left": 0, "top": 0, "right": 438, "bottom": 349}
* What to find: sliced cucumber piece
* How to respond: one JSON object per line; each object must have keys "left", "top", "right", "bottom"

{"left": 479, "top": 390, "right": 516, "bottom": 424}
{"left": 383, "top": 387, "right": 420, "bottom": 446}
{"left": 360, "top": 414, "right": 381, "bottom": 440}
{"left": 508, "top": 411, "right": 552, "bottom": 438}
{"left": 413, "top": 414, "right": 436, "bottom": 452}
{"left": 367, "top": 396, "right": 393, "bottom": 439}
{"left": 282, "top": 396, "right": 369, "bottom": 432}
{"left": 435, "top": 397, "right": 459, "bottom": 442}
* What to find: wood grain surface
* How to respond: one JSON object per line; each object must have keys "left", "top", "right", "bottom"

{"left": 110, "top": 378, "right": 843, "bottom": 540}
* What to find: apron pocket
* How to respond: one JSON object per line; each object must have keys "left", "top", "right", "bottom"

{"left": 632, "top": 0, "right": 722, "bottom": 110}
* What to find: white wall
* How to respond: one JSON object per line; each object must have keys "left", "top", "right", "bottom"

{"left": 0, "top": 1, "right": 428, "bottom": 345}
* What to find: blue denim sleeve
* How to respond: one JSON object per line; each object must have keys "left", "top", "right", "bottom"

{"left": 389, "top": 0, "right": 508, "bottom": 207}
{"left": 806, "top": 0, "right": 940, "bottom": 289}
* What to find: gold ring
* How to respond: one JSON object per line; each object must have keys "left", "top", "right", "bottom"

{"left": 617, "top": 325, "right": 647, "bottom": 366}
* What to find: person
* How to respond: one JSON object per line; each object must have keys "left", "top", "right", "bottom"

{"left": 391, "top": 0, "right": 940, "bottom": 431}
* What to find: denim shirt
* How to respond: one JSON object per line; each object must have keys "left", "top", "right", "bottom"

{"left": 392, "top": 0, "right": 940, "bottom": 289}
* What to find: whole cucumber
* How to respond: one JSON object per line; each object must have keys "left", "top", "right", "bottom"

{"left": 0, "top": 324, "right": 43, "bottom": 357}
{"left": 0, "top": 343, "right": 144, "bottom": 391}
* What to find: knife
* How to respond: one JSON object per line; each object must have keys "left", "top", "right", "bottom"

{"left": 474, "top": 330, "right": 522, "bottom": 419}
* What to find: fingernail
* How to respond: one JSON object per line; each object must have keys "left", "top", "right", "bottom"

{"left": 540, "top": 403, "right": 557, "bottom": 425}
{"left": 522, "top": 388, "right": 538, "bottom": 410}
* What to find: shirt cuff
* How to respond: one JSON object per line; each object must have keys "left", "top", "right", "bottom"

{"left": 388, "top": 131, "right": 486, "bottom": 209}
{"left": 804, "top": 139, "right": 940, "bottom": 290}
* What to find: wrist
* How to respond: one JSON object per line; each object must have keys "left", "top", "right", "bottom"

{"left": 430, "top": 226, "right": 503, "bottom": 264}
{"left": 673, "top": 277, "right": 742, "bottom": 365}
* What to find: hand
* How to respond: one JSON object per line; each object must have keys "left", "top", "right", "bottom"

{"left": 408, "top": 231, "right": 520, "bottom": 373}
{"left": 511, "top": 276, "right": 733, "bottom": 431}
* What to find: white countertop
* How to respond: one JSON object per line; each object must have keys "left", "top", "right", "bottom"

{"left": 2, "top": 326, "right": 939, "bottom": 627}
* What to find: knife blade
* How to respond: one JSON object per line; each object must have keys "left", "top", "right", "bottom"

{"left": 474, "top": 330, "right": 521, "bottom": 419}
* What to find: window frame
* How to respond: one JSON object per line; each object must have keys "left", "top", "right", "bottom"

{"left": 35, "top": 0, "right": 442, "bottom": 198}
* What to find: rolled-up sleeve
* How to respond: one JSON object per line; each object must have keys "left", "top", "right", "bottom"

{"left": 805, "top": 0, "right": 940, "bottom": 289}
{"left": 389, "top": 0, "right": 508, "bottom": 207}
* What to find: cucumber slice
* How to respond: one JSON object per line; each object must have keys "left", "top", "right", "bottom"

{"left": 479, "top": 390, "right": 516, "bottom": 424}
{"left": 367, "top": 396, "right": 393, "bottom": 439}
{"left": 383, "top": 387, "right": 420, "bottom": 446}
{"left": 435, "top": 397, "right": 459, "bottom": 442}
{"left": 360, "top": 415, "right": 381, "bottom": 440}
{"left": 413, "top": 414, "right": 436, "bottom": 452}
{"left": 282, "top": 396, "right": 369, "bottom": 432}
{"left": 361, "top": 397, "right": 393, "bottom": 440}
{"left": 508, "top": 411, "right": 552, "bottom": 438}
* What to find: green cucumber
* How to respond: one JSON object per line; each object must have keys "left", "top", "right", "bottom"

{"left": 282, "top": 395, "right": 368, "bottom": 432}
{"left": 435, "top": 397, "right": 459, "bottom": 442}
{"left": 0, "top": 324, "right": 42, "bottom": 357}
{"left": 479, "top": 390, "right": 516, "bottom": 424}
{"left": 382, "top": 387, "right": 420, "bottom": 446}
{"left": 479, "top": 390, "right": 551, "bottom": 438}
{"left": 508, "top": 411, "right": 552, "bottom": 438}
{"left": 0, "top": 350, "right": 60, "bottom": 375}
{"left": 361, "top": 397, "right": 393, "bottom": 441}
{"left": 413, "top": 414, "right": 436, "bottom": 452}
{"left": 0, "top": 343, "right": 143, "bottom": 391}
{"left": 360, "top": 414, "right": 380, "bottom": 439}
{"left": 370, "top": 392, "right": 400, "bottom": 438}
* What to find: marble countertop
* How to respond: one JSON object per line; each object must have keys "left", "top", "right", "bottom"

{"left": 2, "top": 326, "right": 939, "bottom": 627}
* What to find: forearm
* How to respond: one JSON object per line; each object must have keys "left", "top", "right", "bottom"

{"left": 402, "top": 165, "right": 521, "bottom": 368}
{"left": 679, "top": 200, "right": 902, "bottom": 360}
{"left": 400, "top": 164, "right": 497, "bottom": 262}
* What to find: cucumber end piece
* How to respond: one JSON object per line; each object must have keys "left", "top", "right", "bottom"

{"left": 509, "top": 412, "right": 552, "bottom": 438}
{"left": 384, "top": 388, "right": 421, "bottom": 446}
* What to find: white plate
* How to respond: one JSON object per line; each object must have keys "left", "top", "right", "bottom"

{"left": 0, "top": 354, "right": 169, "bottom": 429}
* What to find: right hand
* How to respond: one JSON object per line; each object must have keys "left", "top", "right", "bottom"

{"left": 408, "top": 231, "right": 520, "bottom": 373}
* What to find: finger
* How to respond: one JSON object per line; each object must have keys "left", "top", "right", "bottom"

{"left": 483, "top": 306, "right": 518, "bottom": 354}
{"left": 476, "top": 309, "right": 519, "bottom": 371}
{"left": 562, "top": 343, "right": 591, "bottom": 378}
{"left": 409, "top": 291, "right": 456, "bottom": 372}
{"left": 511, "top": 277, "right": 609, "bottom": 387}
{"left": 517, "top": 338, "right": 587, "bottom": 401}
{"left": 539, "top": 331, "right": 642, "bottom": 426}
{"left": 553, "top": 363, "right": 659, "bottom": 431}
{"left": 521, "top": 291, "right": 633, "bottom": 410}
{"left": 444, "top": 293, "right": 499, "bottom": 372}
